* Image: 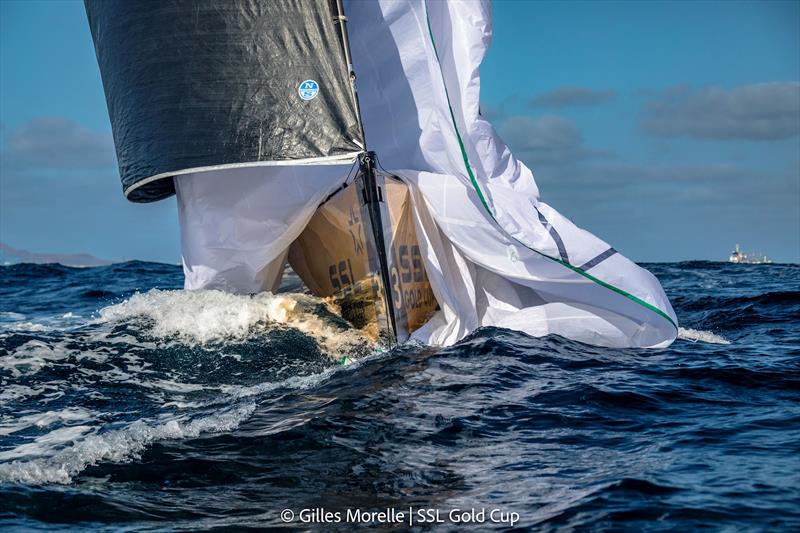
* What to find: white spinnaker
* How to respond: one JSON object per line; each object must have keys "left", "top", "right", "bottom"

{"left": 176, "top": 165, "right": 348, "bottom": 294}
{"left": 348, "top": 0, "right": 677, "bottom": 347}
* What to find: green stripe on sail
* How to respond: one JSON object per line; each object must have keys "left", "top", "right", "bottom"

{"left": 423, "top": 3, "right": 677, "bottom": 332}
{"left": 424, "top": 10, "right": 491, "bottom": 216}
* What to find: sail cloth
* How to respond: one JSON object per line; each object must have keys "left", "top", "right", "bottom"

{"left": 175, "top": 165, "right": 348, "bottom": 294}
{"left": 347, "top": 0, "right": 678, "bottom": 347}
{"left": 85, "top": 0, "right": 363, "bottom": 202}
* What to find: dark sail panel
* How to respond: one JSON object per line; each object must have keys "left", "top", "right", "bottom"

{"left": 85, "top": 0, "right": 364, "bottom": 202}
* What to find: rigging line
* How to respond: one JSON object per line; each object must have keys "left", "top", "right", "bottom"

{"left": 373, "top": 152, "right": 397, "bottom": 179}
{"left": 344, "top": 157, "right": 359, "bottom": 185}
{"left": 317, "top": 158, "right": 360, "bottom": 209}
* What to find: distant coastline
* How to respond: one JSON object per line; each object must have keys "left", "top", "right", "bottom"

{"left": 0, "top": 242, "right": 115, "bottom": 267}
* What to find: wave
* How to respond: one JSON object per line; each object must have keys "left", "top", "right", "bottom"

{"left": 97, "top": 289, "right": 377, "bottom": 358}
{"left": 677, "top": 327, "right": 731, "bottom": 345}
{"left": 677, "top": 291, "right": 800, "bottom": 311}
{"left": 0, "top": 403, "right": 255, "bottom": 485}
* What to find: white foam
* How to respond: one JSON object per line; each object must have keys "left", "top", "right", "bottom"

{"left": 0, "top": 425, "right": 95, "bottom": 462}
{"left": 0, "top": 407, "right": 95, "bottom": 437}
{"left": 0, "top": 403, "right": 255, "bottom": 485}
{"left": 220, "top": 366, "right": 339, "bottom": 399}
{"left": 0, "top": 340, "right": 69, "bottom": 378}
{"left": 0, "top": 384, "right": 48, "bottom": 403}
{"left": 0, "top": 311, "right": 85, "bottom": 333}
{"left": 678, "top": 327, "right": 731, "bottom": 345}
{"left": 3, "top": 321, "right": 50, "bottom": 332}
{"left": 97, "top": 289, "right": 375, "bottom": 356}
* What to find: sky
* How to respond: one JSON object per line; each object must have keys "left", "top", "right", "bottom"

{"left": 1, "top": 0, "right": 798, "bottom": 263}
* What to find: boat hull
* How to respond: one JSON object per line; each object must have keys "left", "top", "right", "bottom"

{"left": 289, "top": 172, "right": 438, "bottom": 345}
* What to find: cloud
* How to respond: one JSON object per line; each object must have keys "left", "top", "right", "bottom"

{"left": 480, "top": 102, "right": 505, "bottom": 122}
{"left": 534, "top": 159, "right": 799, "bottom": 214}
{"left": 2, "top": 117, "right": 116, "bottom": 170}
{"left": 640, "top": 82, "right": 800, "bottom": 140}
{"left": 499, "top": 115, "right": 611, "bottom": 165}
{"left": 530, "top": 87, "right": 616, "bottom": 108}
{"left": 0, "top": 117, "right": 178, "bottom": 263}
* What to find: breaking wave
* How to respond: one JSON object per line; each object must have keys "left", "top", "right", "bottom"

{"left": 0, "top": 403, "right": 255, "bottom": 484}
{"left": 97, "top": 288, "right": 377, "bottom": 358}
{"left": 677, "top": 327, "right": 731, "bottom": 345}
{"left": 1, "top": 279, "right": 380, "bottom": 487}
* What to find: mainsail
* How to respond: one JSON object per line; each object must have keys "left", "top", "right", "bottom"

{"left": 86, "top": 0, "right": 678, "bottom": 348}
{"left": 85, "top": 0, "right": 363, "bottom": 202}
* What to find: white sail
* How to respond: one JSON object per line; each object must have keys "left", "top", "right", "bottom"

{"left": 347, "top": 0, "right": 678, "bottom": 347}
{"left": 175, "top": 165, "right": 348, "bottom": 294}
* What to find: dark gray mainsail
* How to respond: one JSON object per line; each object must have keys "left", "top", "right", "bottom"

{"left": 85, "top": 0, "right": 364, "bottom": 202}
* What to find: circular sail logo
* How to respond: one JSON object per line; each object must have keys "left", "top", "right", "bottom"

{"left": 298, "top": 80, "right": 319, "bottom": 101}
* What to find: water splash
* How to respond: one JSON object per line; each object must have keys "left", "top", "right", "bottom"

{"left": 97, "top": 289, "right": 377, "bottom": 357}
{"left": 677, "top": 327, "right": 731, "bottom": 345}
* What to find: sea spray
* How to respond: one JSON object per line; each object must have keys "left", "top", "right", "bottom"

{"left": 97, "top": 289, "right": 377, "bottom": 358}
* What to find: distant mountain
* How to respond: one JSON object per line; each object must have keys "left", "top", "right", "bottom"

{"left": 0, "top": 242, "right": 115, "bottom": 267}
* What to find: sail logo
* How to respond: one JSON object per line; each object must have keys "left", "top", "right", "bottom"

{"left": 298, "top": 80, "right": 319, "bottom": 101}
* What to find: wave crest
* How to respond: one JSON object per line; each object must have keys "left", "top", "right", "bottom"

{"left": 97, "top": 289, "right": 377, "bottom": 357}
{"left": 678, "top": 327, "right": 731, "bottom": 345}
{"left": 0, "top": 403, "right": 255, "bottom": 485}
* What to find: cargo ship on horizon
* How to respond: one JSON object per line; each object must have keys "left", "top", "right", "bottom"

{"left": 729, "top": 244, "right": 772, "bottom": 264}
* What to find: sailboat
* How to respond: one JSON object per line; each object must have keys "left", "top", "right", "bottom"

{"left": 85, "top": 0, "right": 678, "bottom": 348}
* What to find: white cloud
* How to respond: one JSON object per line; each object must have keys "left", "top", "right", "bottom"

{"left": 640, "top": 82, "right": 800, "bottom": 140}
{"left": 3, "top": 117, "right": 116, "bottom": 169}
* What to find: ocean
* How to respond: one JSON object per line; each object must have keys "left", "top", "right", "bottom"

{"left": 0, "top": 261, "right": 798, "bottom": 531}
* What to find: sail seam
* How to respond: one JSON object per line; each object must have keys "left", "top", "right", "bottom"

{"left": 123, "top": 153, "right": 362, "bottom": 199}
{"left": 422, "top": 3, "right": 677, "bottom": 331}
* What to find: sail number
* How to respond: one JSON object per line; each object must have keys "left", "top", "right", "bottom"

{"left": 329, "top": 259, "right": 356, "bottom": 294}
{"left": 397, "top": 245, "right": 424, "bottom": 282}
{"left": 392, "top": 244, "right": 435, "bottom": 312}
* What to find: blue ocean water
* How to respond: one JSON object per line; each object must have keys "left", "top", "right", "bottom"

{"left": 0, "top": 261, "right": 798, "bottom": 531}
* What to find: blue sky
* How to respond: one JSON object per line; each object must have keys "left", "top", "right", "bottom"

{"left": 1, "top": 0, "right": 798, "bottom": 263}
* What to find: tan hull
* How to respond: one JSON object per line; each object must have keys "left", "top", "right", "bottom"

{"left": 289, "top": 174, "right": 438, "bottom": 344}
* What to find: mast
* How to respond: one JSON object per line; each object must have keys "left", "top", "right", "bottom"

{"left": 334, "top": 0, "right": 367, "bottom": 151}
{"left": 359, "top": 151, "right": 399, "bottom": 342}
{"left": 334, "top": 0, "right": 399, "bottom": 342}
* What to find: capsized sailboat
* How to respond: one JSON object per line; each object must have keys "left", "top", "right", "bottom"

{"left": 85, "top": 0, "right": 678, "bottom": 348}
